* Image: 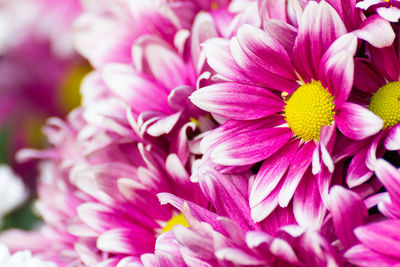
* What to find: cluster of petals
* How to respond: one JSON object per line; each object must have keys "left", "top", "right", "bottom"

{"left": 1, "top": 0, "right": 400, "bottom": 267}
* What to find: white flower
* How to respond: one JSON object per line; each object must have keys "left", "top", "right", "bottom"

{"left": 0, "top": 244, "right": 57, "bottom": 267}
{"left": 0, "top": 165, "right": 28, "bottom": 218}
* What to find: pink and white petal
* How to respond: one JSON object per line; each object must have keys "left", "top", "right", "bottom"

{"left": 97, "top": 228, "right": 154, "bottom": 255}
{"left": 326, "top": 186, "right": 367, "bottom": 249}
{"left": 202, "top": 38, "right": 253, "bottom": 83}
{"left": 191, "top": 12, "right": 218, "bottom": 74}
{"left": 230, "top": 35, "right": 298, "bottom": 93}
{"left": 377, "top": 6, "right": 400, "bottom": 22}
{"left": 354, "top": 220, "right": 400, "bottom": 259}
{"left": 146, "top": 112, "right": 182, "bottom": 137}
{"left": 319, "top": 33, "right": 357, "bottom": 107}
{"left": 102, "top": 64, "right": 170, "bottom": 114}
{"left": 366, "top": 131, "right": 386, "bottom": 170}
{"left": 196, "top": 165, "right": 258, "bottom": 231}
{"left": 385, "top": 123, "right": 400, "bottom": 151}
{"left": 250, "top": 180, "right": 282, "bottom": 223}
{"left": 354, "top": 15, "right": 395, "bottom": 48}
{"left": 356, "top": 0, "right": 385, "bottom": 10}
{"left": 345, "top": 244, "right": 400, "bottom": 267}
{"left": 375, "top": 159, "right": 400, "bottom": 207}
{"left": 211, "top": 127, "right": 293, "bottom": 166}
{"left": 263, "top": 19, "right": 297, "bottom": 56}
{"left": 346, "top": 147, "right": 374, "bottom": 188}
{"left": 293, "top": 171, "right": 326, "bottom": 229}
{"left": 190, "top": 82, "right": 284, "bottom": 120}
{"left": 279, "top": 142, "right": 316, "bottom": 207}
{"left": 200, "top": 116, "right": 284, "bottom": 154}
{"left": 250, "top": 140, "right": 299, "bottom": 208}
{"left": 215, "top": 248, "right": 267, "bottom": 265}
{"left": 293, "top": 1, "right": 347, "bottom": 81}
{"left": 133, "top": 36, "right": 191, "bottom": 89}
{"left": 336, "top": 103, "right": 384, "bottom": 140}
{"left": 236, "top": 24, "right": 297, "bottom": 81}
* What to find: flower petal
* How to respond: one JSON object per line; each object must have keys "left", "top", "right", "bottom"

{"left": 336, "top": 102, "right": 384, "bottom": 140}
{"left": 190, "top": 82, "right": 284, "bottom": 120}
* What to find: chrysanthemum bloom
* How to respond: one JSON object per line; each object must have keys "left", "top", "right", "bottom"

{"left": 157, "top": 193, "right": 342, "bottom": 267}
{"left": 191, "top": 1, "right": 392, "bottom": 225}
{"left": 0, "top": 244, "right": 57, "bottom": 267}
{"left": 334, "top": 39, "right": 400, "bottom": 187}
{"left": 357, "top": 0, "right": 400, "bottom": 22}
{"left": 344, "top": 159, "right": 400, "bottom": 266}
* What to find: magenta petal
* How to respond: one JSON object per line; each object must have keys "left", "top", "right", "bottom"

{"left": 202, "top": 38, "right": 252, "bottom": 83}
{"left": 250, "top": 184, "right": 281, "bottom": 223}
{"left": 211, "top": 127, "right": 293, "bottom": 166}
{"left": 133, "top": 36, "right": 191, "bottom": 89}
{"left": 190, "top": 82, "right": 284, "bottom": 120}
{"left": 190, "top": 12, "right": 218, "bottom": 74}
{"left": 326, "top": 186, "right": 367, "bottom": 249}
{"left": 336, "top": 103, "right": 384, "bottom": 140}
{"left": 355, "top": 220, "right": 400, "bottom": 259}
{"left": 236, "top": 24, "right": 297, "bottom": 81}
{"left": 102, "top": 64, "right": 170, "bottom": 114}
{"left": 215, "top": 248, "right": 266, "bottom": 265}
{"left": 385, "top": 124, "right": 400, "bottom": 150}
{"left": 97, "top": 228, "right": 154, "bottom": 255}
{"left": 279, "top": 142, "right": 316, "bottom": 207}
{"left": 346, "top": 146, "right": 374, "bottom": 188}
{"left": 345, "top": 244, "right": 400, "bottom": 267}
{"left": 354, "top": 58, "right": 386, "bottom": 93}
{"left": 293, "top": 171, "right": 326, "bottom": 229}
{"left": 250, "top": 140, "right": 299, "bottom": 208}
{"left": 354, "top": 15, "right": 395, "bottom": 48}
{"left": 375, "top": 159, "right": 400, "bottom": 207}
{"left": 319, "top": 33, "right": 357, "bottom": 107}
{"left": 293, "top": 1, "right": 347, "bottom": 81}
{"left": 196, "top": 165, "right": 258, "bottom": 231}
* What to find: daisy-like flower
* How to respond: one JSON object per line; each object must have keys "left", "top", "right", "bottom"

{"left": 334, "top": 39, "right": 400, "bottom": 187}
{"left": 0, "top": 244, "right": 57, "bottom": 267}
{"left": 191, "top": 1, "right": 392, "bottom": 225}
{"left": 357, "top": 0, "right": 400, "bottom": 22}
{"left": 345, "top": 159, "right": 400, "bottom": 266}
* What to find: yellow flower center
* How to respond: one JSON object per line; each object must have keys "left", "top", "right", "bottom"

{"left": 369, "top": 81, "right": 400, "bottom": 128}
{"left": 283, "top": 81, "right": 335, "bottom": 141}
{"left": 161, "top": 213, "right": 189, "bottom": 233}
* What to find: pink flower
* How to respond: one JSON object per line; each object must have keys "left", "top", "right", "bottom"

{"left": 190, "top": 1, "right": 390, "bottom": 226}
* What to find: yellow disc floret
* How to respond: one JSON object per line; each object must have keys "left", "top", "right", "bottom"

{"left": 161, "top": 213, "right": 189, "bottom": 233}
{"left": 283, "top": 80, "right": 335, "bottom": 141}
{"left": 369, "top": 81, "right": 400, "bottom": 128}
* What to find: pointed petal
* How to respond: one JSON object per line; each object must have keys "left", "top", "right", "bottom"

{"left": 336, "top": 103, "right": 384, "bottom": 140}
{"left": 293, "top": 1, "right": 347, "bottom": 81}
{"left": 250, "top": 140, "right": 299, "bottom": 207}
{"left": 211, "top": 127, "right": 293, "bottom": 166}
{"left": 326, "top": 186, "right": 367, "bottom": 248}
{"left": 385, "top": 124, "right": 400, "bottom": 150}
{"left": 355, "top": 220, "right": 400, "bottom": 259}
{"left": 279, "top": 142, "right": 316, "bottom": 207}
{"left": 190, "top": 82, "right": 284, "bottom": 120}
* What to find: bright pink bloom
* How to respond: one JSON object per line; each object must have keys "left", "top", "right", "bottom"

{"left": 191, "top": 1, "right": 390, "bottom": 226}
